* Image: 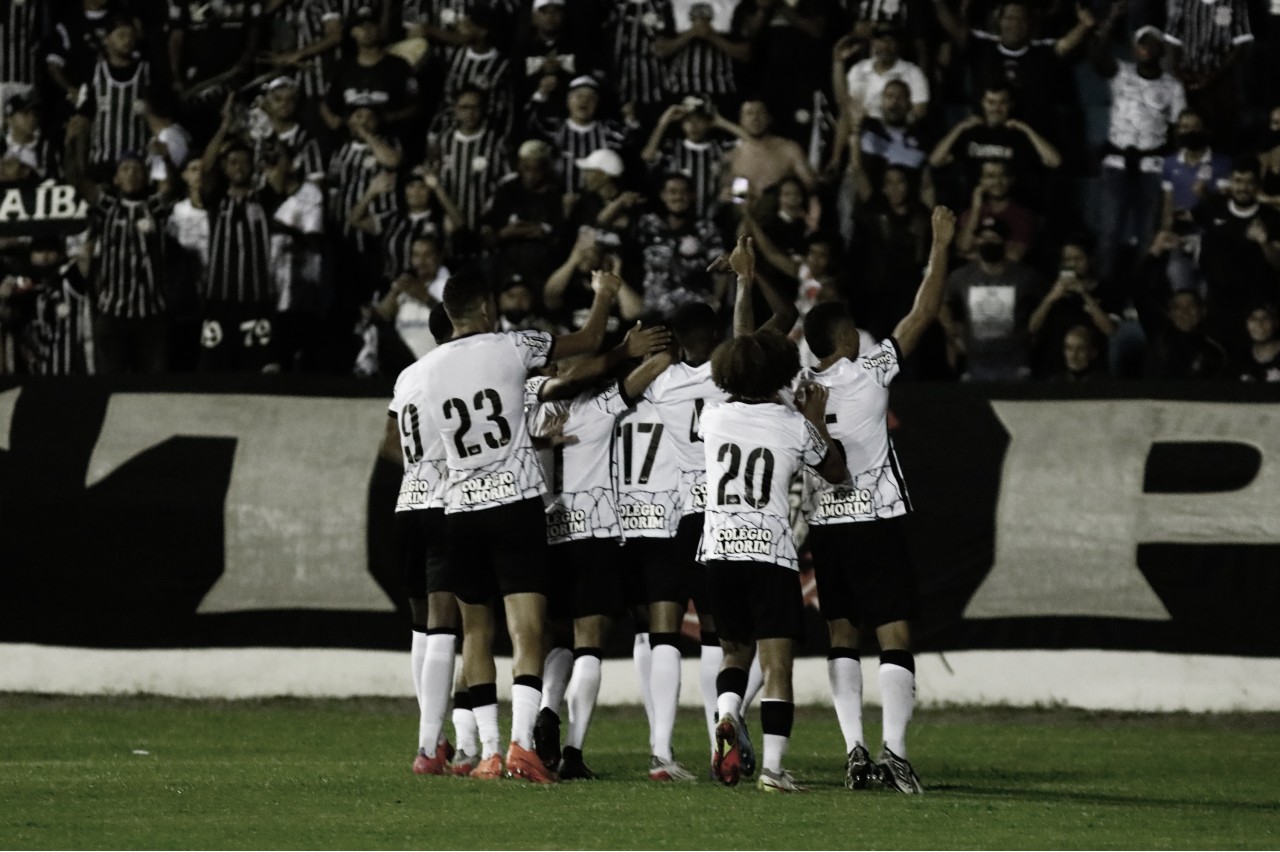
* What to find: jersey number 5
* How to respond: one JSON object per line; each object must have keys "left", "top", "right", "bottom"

{"left": 443, "top": 388, "right": 512, "bottom": 457}
{"left": 715, "top": 443, "right": 774, "bottom": 508}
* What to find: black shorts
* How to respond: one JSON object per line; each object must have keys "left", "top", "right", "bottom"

{"left": 197, "top": 304, "right": 279, "bottom": 372}
{"left": 708, "top": 560, "right": 805, "bottom": 643}
{"left": 619, "top": 535, "right": 687, "bottom": 606}
{"left": 396, "top": 507, "right": 450, "bottom": 599}
{"left": 547, "top": 538, "right": 627, "bottom": 620}
{"left": 678, "top": 513, "right": 713, "bottom": 615}
{"left": 807, "top": 516, "right": 917, "bottom": 628}
{"left": 442, "top": 498, "right": 549, "bottom": 604}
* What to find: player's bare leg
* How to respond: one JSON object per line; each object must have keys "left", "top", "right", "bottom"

{"left": 874, "top": 619, "right": 922, "bottom": 793}
{"left": 503, "top": 591, "right": 557, "bottom": 783}
{"left": 559, "top": 614, "right": 610, "bottom": 780}
{"left": 754, "top": 637, "right": 804, "bottom": 791}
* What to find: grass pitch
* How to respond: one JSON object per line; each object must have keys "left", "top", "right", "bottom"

{"left": 2, "top": 695, "right": 1278, "bottom": 850}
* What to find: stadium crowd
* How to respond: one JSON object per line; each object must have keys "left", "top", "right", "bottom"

{"left": 0, "top": 0, "right": 1278, "bottom": 382}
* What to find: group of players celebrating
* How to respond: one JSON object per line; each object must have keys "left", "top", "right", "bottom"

{"left": 384, "top": 205, "right": 957, "bottom": 793}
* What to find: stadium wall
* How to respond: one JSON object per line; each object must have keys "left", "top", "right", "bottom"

{"left": 3, "top": 377, "right": 1279, "bottom": 710}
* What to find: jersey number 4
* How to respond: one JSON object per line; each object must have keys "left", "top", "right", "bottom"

{"left": 716, "top": 443, "right": 775, "bottom": 508}
{"left": 443, "top": 388, "right": 512, "bottom": 457}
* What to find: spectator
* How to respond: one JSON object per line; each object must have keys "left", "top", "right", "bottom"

{"left": 634, "top": 171, "right": 726, "bottom": 315}
{"left": 428, "top": 85, "right": 510, "bottom": 234}
{"left": 740, "top": 0, "right": 829, "bottom": 142}
{"left": 375, "top": 233, "right": 450, "bottom": 356}
{"left": 567, "top": 149, "right": 644, "bottom": 237}
{"left": 940, "top": 216, "right": 1044, "bottom": 381}
{"left": 1236, "top": 303, "right": 1280, "bottom": 382}
{"left": 848, "top": 79, "right": 932, "bottom": 194}
{"left": 655, "top": 0, "right": 752, "bottom": 106}
{"left": 529, "top": 75, "right": 630, "bottom": 193}
{"left": 1165, "top": 0, "right": 1253, "bottom": 147}
{"left": 166, "top": 0, "right": 263, "bottom": 139}
{"left": 47, "top": 0, "right": 128, "bottom": 107}
{"left": 327, "top": 104, "right": 403, "bottom": 296}
{"left": 721, "top": 98, "right": 816, "bottom": 206}
{"left": 263, "top": 144, "right": 326, "bottom": 371}
{"left": 605, "top": 0, "right": 672, "bottom": 123}
{"left": 482, "top": 138, "right": 565, "bottom": 281}
{"left": 0, "top": 0, "right": 47, "bottom": 112}
{"left": 846, "top": 0, "right": 932, "bottom": 69}
{"left": 1050, "top": 323, "right": 1108, "bottom": 382}
{"left": 832, "top": 24, "right": 928, "bottom": 125}
{"left": 3, "top": 236, "right": 94, "bottom": 375}
{"left": 544, "top": 227, "right": 643, "bottom": 331}
{"left": 1255, "top": 106, "right": 1280, "bottom": 211}
{"left": 1091, "top": 20, "right": 1187, "bottom": 282}
{"left": 322, "top": 5, "right": 419, "bottom": 132}
{"left": 640, "top": 96, "right": 740, "bottom": 219}
{"left": 1144, "top": 289, "right": 1227, "bottom": 379}
{"left": 514, "top": 0, "right": 591, "bottom": 110}
{"left": 927, "top": 82, "right": 1062, "bottom": 205}
{"left": 1, "top": 93, "right": 59, "bottom": 179}
{"left": 1192, "top": 156, "right": 1280, "bottom": 338}
{"left": 260, "top": 0, "right": 347, "bottom": 103}
{"left": 955, "top": 160, "right": 1036, "bottom": 263}
{"left": 80, "top": 15, "right": 153, "bottom": 177}
{"left": 1027, "top": 236, "right": 1120, "bottom": 378}
{"left": 438, "top": 5, "right": 513, "bottom": 136}
{"left": 497, "top": 271, "right": 558, "bottom": 333}
{"left": 141, "top": 100, "right": 192, "bottom": 195}
{"left": 1159, "top": 108, "right": 1230, "bottom": 233}
{"left": 254, "top": 77, "right": 325, "bottom": 180}
{"left": 164, "top": 157, "right": 208, "bottom": 370}
{"left": 349, "top": 166, "right": 461, "bottom": 283}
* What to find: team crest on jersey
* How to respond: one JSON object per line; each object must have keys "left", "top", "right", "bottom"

{"left": 135, "top": 217, "right": 154, "bottom": 235}
{"left": 678, "top": 235, "right": 701, "bottom": 257}
{"left": 471, "top": 155, "right": 488, "bottom": 173}
{"left": 1214, "top": 5, "right": 1232, "bottom": 26}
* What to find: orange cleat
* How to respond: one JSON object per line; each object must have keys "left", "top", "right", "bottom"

{"left": 468, "top": 753, "right": 503, "bottom": 780}
{"left": 506, "top": 742, "right": 559, "bottom": 784}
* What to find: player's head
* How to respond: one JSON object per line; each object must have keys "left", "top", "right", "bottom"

{"left": 113, "top": 152, "right": 148, "bottom": 197}
{"left": 711, "top": 330, "right": 800, "bottom": 400}
{"left": 220, "top": 141, "right": 254, "bottom": 187}
{"left": 668, "top": 301, "right": 722, "bottom": 363}
{"left": 442, "top": 270, "right": 496, "bottom": 330}
{"left": 429, "top": 304, "right": 454, "bottom": 345}
{"left": 804, "top": 301, "right": 859, "bottom": 361}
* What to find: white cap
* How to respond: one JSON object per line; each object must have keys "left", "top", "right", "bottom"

{"left": 264, "top": 76, "right": 298, "bottom": 93}
{"left": 518, "top": 138, "right": 553, "bottom": 160}
{"left": 575, "top": 148, "right": 624, "bottom": 178}
{"left": 1133, "top": 25, "right": 1165, "bottom": 44}
{"left": 568, "top": 74, "right": 599, "bottom": 91}
{"left": 533, "top": 0, "right": 565, "bottom": 8}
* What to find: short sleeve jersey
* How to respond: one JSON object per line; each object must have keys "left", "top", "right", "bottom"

{"left": 643, "top": 360, "right": 729, "bottom": 516}
{"left": 419, "top": 330, "right": 554, "bottom": 512}
{"left": 389, "top": 356, "right": 449, "bottom": 512}
{"left": 697, "top": 400, "right": 828, "bottom": 571}
{"left": 532, "top": 380, "right": 633, "bottom": 544}
{"left": 801, "top": 339, "right": 912, "bottom": 525}
{"left": 615, "top": 398, "right": 682, "bottom": 538}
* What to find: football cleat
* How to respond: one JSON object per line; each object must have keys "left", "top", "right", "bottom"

{"left": 468, "top": 754, "right": 502, "bottom": 780}
{"left": 844, "top": 744, "right": 875, "bottom": 790}
{"left": 449, "top": 750, "right": 476, "bottom": 776}
{"left": 737, "top": 717, "right": 757, "bottom": 778}
{"left": 757, "top": 768, "right": 808, "bottom": 793}
{"left": 533, "top": 708, "right": 562, "bottom": 770}
{"left": 558, "top": 746, "right": 597, "bottom": 781}
{"left": 506, "top": 742, "right": 559, "bottom": 784}
{"left": 713, "top": 716, "right": 742, "bottom": 787}
{"left": 412, "top": 747, "right": 447, "bottom": 776}
{"left": 876, "top": 745, "right": 923, "bottom": 794}
{"left": 436, "top": 738, "right": 455, "bottom": 764}
{"left": 648, "top": 755, "right": 696, "bottom": 782}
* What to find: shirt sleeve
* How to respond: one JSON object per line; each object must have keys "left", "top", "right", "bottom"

{"left": 592, "top": 381, "right": 632, "bottom": 417}
{"left": 858, "top": 339, "right": 902, "bottom": 388}
{"left": 525, "top": 374, "right": 552, "bottom": 408}
{"left": 905, "top": 63, "right": 930, "bottom": 105}
{"left": 511, "top": 329, "right": 554, "bottom": 371}
{"left": 801, "top": 419, "right": 829, "bottom": 469}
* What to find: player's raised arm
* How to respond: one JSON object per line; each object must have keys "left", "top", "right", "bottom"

{"left": 549, "top": 269, "right": 622, "bottom": 360}
{"left": 892, "top": 206, "right": 957, "bottom": 357}
{"left": 538, "top": 322, "right": 672, "bottom": 402}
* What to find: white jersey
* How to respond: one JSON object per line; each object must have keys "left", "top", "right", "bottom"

{"left": 419, "top": 330, "right": 554, "bottom": 513}
{"left": 389, "top": 355, "right": 448, "bottom": 512}
{"left": 644, "top": 360, "right": 729, "bottom": 516}
{"left": 698, "top": 400, "right": 829, "bottom": 571}
{"left": 615, "top": 397, "right": 682, "bottom": 538}
{"left": 801, "top": 338, "right": 912, "bottom": 525}
{"left": 531, "top": 378, "right": 632, "bottom": 544}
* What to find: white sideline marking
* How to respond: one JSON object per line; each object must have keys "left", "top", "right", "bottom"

{"left": 2, "top": 645, "right": 1278, "bottom": 712}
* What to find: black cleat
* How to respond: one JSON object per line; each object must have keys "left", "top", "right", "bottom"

{"left": 533, "top": 707, "right": 562, "bottom": 770}
{"left": 876, "top": 744, "right": 923, "bottom": 794}
{"left": 844, "top": 744, "right": 874, "bottom": 790}
{"left": 558, "top": 746, "right": 597, "bottom": 780}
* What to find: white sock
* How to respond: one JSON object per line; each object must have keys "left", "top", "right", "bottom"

{"left": 633, "top": 633, "right": 654, "bottom": 741}
{"left": 410, "top": 631, "right": 428, "bottom": 714}
{"left": 510, "top": 683, "right": 542, "bottom": 751}
{"left": 880, "top": 663, "right": 916, "bottom": 757}
{"left": 716, "top": 691, "right": 742, "bottom": 724}
{"left": 474, "top": 702, "right": 500, "bottom": 759}
{"left": 827, "top": 655, "right": 865, "bottom": 753}
{"left": 541, "top": 646, "right": 573, "bottom": 715}
{"left": 452, "top": 705, "right": 478, "bottom": 757}
{"left": 743, "top": 654, "right": 764, "bottom": 711}
{"left": 417, "top": 634, "right": 456, "bottom": 751}
{"left": 699, "top": 644, "right": 724, "bottom": 752}
{"left": 763, "top": 733, "right": 789, "bottom": 774}
{"left": 565, "top": 654, "right": 602, "bottom": 750}
{"left": 649, "top": 642, "right": 681, "bottom": 761}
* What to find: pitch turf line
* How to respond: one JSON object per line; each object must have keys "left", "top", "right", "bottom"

{"left": 2, "top": 697, "right": 1278, "bottom": 850}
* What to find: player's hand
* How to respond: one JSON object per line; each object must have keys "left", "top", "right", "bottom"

{"left": 931, "top": 206, "right": 957, "bottom": 244}
{"left": 833, "top": 33, "right": 862, "bottom": 62}
{"left": 622, "top": 322, "right": 673, "bottom": 357}
{"left": 796, "top": 381, "right": 829, "bottom": 422}
{"left": 1246, "top": 219, "right": 1269, "bottom": 245}
{"left": 370, "top": 170, "right": 397, "bottom": 195}
{"left": 592, "top": 269, "right": 622, "bottom": 298}
{"left": 728, "top": 234, "right": 755, "bottom": 280}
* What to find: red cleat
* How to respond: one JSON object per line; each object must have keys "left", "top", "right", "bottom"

{"left": 714, "top": 717, "right": 742, "bottom": 787}
{"left": 506, "top": 742, "right": 559, "bottom": 784}
{"left": 412, "top": 747, "right": 447, "bottom": 776}
{"left": 450, "top": 750, "right": 476, "bottom": 776}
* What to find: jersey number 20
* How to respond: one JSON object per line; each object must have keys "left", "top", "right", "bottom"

{"left": 716, "top": 443, "right": 774, "bottom": 508}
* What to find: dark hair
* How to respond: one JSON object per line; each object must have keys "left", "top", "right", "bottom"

{"left": 455, "top": 83, "right": 488, "bottom": 108}
{"left": 982, "top": 82, "right": 1014, "bottom": 101}
{"left": 410, "top": 232, "right": 441, "bottom": 253}
{"left": 661, "top": 171, "right": 694, "bottom": 190}
{"left": 221, "top": 140, "right": 253, "bottom": 161}
{"left": 442, "top": 270, "right": 492, "bottom": 320}
{"left": 1231, "top": 154, "right": 1261, "bottom": 177}
{"left": 429, "top": 306, "right": 455, "bottom": 344}
{"left": 882, "top": 78, "right": 911, "bottom": 97}
{"left": 803, "top": 302, "right": 855, "bottom": 360}
{"left": 668, "top": 301, "right": 722, "bottom": 357}
{"left": 711, "top": 331, "right": 800, "bottom": 399}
